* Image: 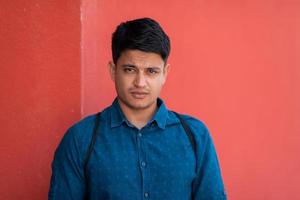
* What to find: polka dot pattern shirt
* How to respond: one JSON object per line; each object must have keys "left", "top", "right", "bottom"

{"left": 49, "top": 98, "right": 226, "bottom": 200}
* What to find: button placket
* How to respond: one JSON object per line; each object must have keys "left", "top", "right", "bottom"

{"left": 136, "top": 129, "right": 151, "bottom": 199}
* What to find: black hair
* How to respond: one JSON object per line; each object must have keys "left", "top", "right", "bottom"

{"left": 111, "top": 17, "right": 170, "bottom": 64}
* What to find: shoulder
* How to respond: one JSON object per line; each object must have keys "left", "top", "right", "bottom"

{"left": 53, "top": 111, "right": 106, "bottom": 165}
{"left": 168, "top": 111, "right": 209, "bottom": 137}
{"left": 65, "top": 107, "right": 110, "bottom": 141}
{"left": 57, "top": 113, "right": 98, "bottom": 153}
{"left": 167, "top": 111, "right": 214, "bottom": 152}
{"left": 57, "top": 107, "right": 111, "bottom": 154}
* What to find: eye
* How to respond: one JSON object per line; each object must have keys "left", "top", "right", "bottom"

{"left": 124, "top": 67, "right": 136, "bottom": 73}
{"left": 147, "top": 68, "right": 159, "bottom": 74}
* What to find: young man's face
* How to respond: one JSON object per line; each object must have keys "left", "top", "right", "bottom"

{"left": 109, "top": 49, "right": 169, "bottom": 111}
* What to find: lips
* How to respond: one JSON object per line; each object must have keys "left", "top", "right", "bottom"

{"left": 130, "top": 91, "right": 149, "bottom": 99}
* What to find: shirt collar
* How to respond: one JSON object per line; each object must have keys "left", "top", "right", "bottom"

{"left": 110, "top": 98, "right": 168, "bottom": 130}
{"left": 151, "top": 98, "right": 168, "bottom": 129}
{"left": 110, "top": 98, "right": 127, "bottom": 128}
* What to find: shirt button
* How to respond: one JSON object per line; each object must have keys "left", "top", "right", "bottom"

{"left": 144, "top": 192, "right": 149, "bottom": 198}
{"left": 137, "top": 133, "right": 142, "bottom": 137}
{"left": 141, "top": 161, "right": 146, "bottom": 167}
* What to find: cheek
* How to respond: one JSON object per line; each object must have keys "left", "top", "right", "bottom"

{"left": 115, "top": 74, "right": 131, "bottom": 89}
{"left": 151, "top": 80, "right": 164, "bottom": 92}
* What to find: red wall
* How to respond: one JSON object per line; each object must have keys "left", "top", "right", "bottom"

{"left": 82, "top": 1, "right": 300, "bottom": 200}
{"left": 1, "top": 0, "right": 300, "bottom": 199}
{"left": 0, "top": 1, "right": 81, "bottom": 199}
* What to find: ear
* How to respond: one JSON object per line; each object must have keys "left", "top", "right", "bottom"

{"left": 162, "top": 63, "right": 170, "bottom": 85}
{"left": 108, "top": 61, "right": 116, "bottom": 82}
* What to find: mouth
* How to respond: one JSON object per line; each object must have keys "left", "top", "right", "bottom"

{"left": 130, "top": 91, "right": 149, "bottom": 99}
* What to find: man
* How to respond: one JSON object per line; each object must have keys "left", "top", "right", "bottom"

{"left": 49, "top": 17, "right": 226, "bottom": 200}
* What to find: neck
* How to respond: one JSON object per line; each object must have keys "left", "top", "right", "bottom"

{"left": 117, "top": 98, "right": 157, "bottom": 129}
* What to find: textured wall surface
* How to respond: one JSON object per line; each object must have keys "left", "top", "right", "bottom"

{"left": 0, "top": 1, "right": 81, "bottom": 199}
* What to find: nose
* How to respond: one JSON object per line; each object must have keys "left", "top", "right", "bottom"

{"left": 134, "top": 72, "right": 147, "bottom": 87}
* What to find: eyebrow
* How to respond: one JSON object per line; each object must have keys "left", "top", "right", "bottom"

{"left": 121, "top": 64, "right": 137, "bottom": 68}
{"left": 121, "top": 64, "right": 161, "bottom": 70}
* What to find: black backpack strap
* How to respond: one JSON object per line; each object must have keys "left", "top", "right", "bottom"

{"left": 84, "top": 112, "right": 101, "bottom": 174}
{"left": 173, "top": 111, "right": 196, "bottom": 153}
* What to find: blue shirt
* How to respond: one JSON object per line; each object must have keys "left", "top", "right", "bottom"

{"left": 49, "top": 98, "right": 226, "bottom": 200}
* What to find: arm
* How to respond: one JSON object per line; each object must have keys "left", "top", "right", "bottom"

{"left": 192, "top": 127, "right": 227, "bottom": 200}
{"left": 48, "top": 126, "right": 86, "bottom": 200}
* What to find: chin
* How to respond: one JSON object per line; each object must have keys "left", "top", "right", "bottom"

{"left": 129, "top": 102, "right": 152, "bottom": 110}
{"left": 129, "top": 98, "right": 156, "bottom": 110}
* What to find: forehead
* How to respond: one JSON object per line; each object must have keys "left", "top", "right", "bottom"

{"left": 117, "top": 50, "right": 165, "bottom": 68}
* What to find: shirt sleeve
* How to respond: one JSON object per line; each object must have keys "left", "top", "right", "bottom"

{"left": 191, "top": 125, "right": 227, "bottom": 200}
{"left": 48, "top": 126, "right": 86, "bottom": 200}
